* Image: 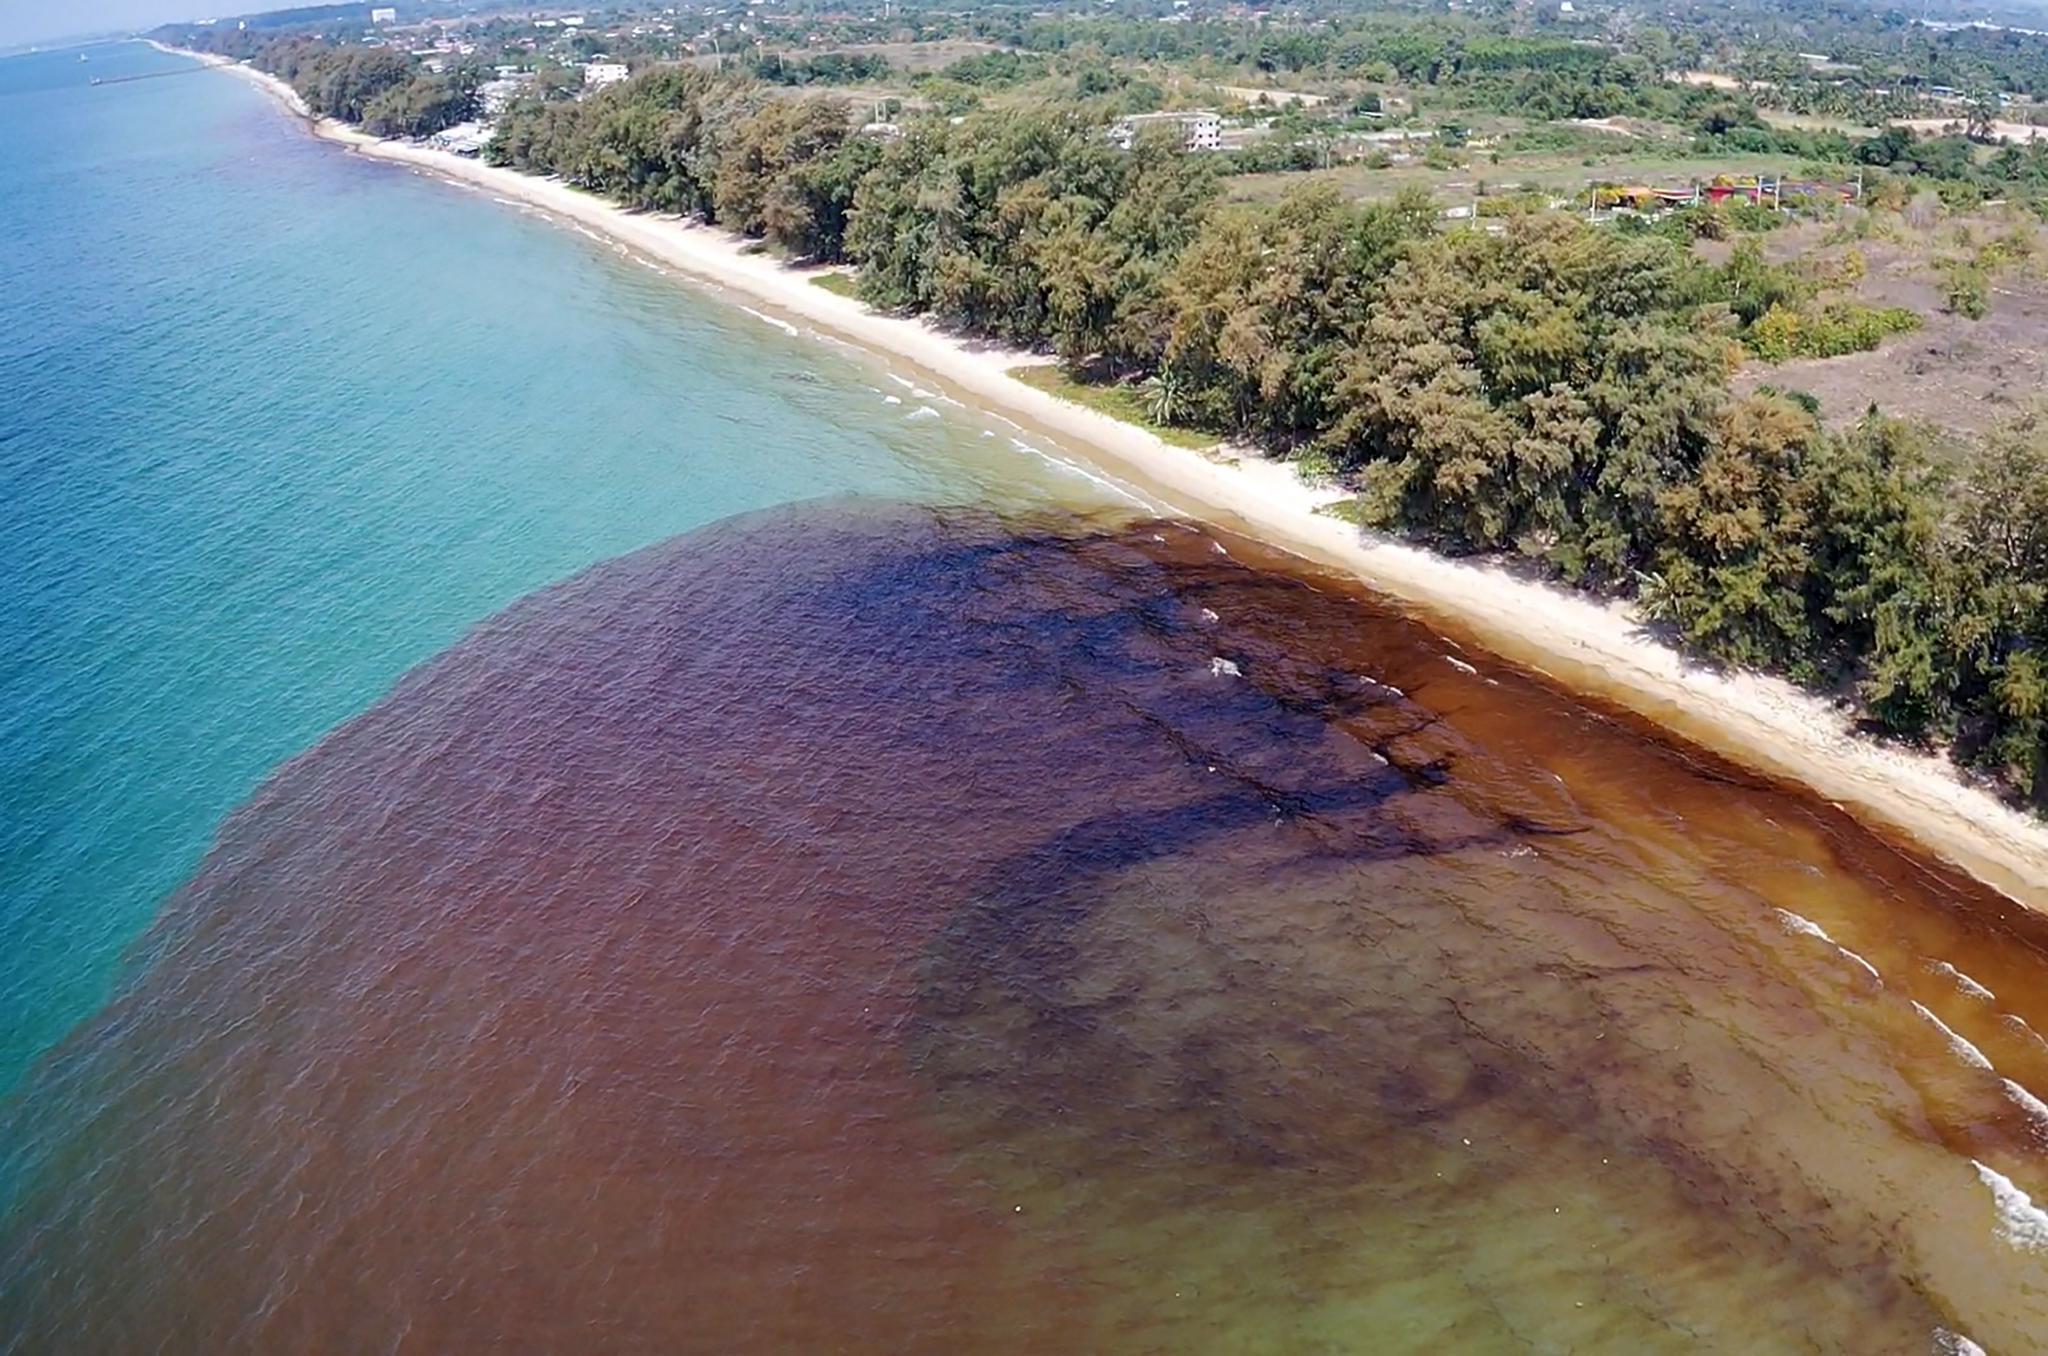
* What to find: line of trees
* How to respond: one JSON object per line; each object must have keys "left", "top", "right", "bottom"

{"left": 266, "top": 52, "right": 2048, "bottom": 804}
{"left": 162, "top": 28, "right": 479, "bottom": 139}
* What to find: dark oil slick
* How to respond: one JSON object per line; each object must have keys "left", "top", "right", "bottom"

{"left": 4, "top": 501, "right": 2046, "bottom": 1353}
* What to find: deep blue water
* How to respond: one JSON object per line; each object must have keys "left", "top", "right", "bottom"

{"left": 0, "top": 40, "right": 1095, "bottom": 1093}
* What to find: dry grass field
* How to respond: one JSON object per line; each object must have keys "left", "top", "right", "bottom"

{"left": 1732, "top": 216, "right": 2048, "bottom": 433}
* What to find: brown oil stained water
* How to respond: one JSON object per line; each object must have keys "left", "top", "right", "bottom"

{"left": 1, "top": 500, "right": 2044, "bottom": 1354}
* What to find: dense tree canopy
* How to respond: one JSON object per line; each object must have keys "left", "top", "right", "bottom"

{"left": 252, "top": 38, "right": 477, "bottom": 136}
{"left": 200, "top": 43, "right": 2048, "bottom": 807}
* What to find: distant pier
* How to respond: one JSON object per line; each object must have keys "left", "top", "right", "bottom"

{"left": 90, "top": 65, "right": 212, "bottom": 88}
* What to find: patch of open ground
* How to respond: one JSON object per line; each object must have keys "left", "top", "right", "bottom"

{"left": 1008, "top": 366, "right": 1220, "bottom": 451}
{"left": 1734, "top": 231, "right": 2048, "bottom": 433}
{"left": 1225, "top": 151, "right": 1791, "bottom": 205}
{"left": 1671, "top": 70, "right": 1753, "bottom": 91}
{"left": 1896, "top": 117, "right": 2048, "bottom": 144}
{"left": 820, "top": 40, "right": 1002, "bottom": 73}
{"left": 1215, "top": 84, "right": 1330, "bottom": 107}
{"left": 1760, "top": 110, "right": 1879, "bottom": 138}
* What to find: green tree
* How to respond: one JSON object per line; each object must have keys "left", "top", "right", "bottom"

{"left": 1650, "top": 396, "right": 1822, "bottom": 670}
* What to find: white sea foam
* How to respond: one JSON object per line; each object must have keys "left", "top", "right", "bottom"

{"left": 883, "top": 395, "right": 902, "bottom": 405}
{"left": 1931, "top": 960, "right": 1996, "bottom": 1002}
{"left": 2005, "top": 1078, "right": 2048, "bottom": 1126}
{"left": 906, "top": 405, "right": 940, "bottom": 421}
{"left": 1914, "top": 1001, "right": 1995, "bottom": 1070}
{"left": 2003, "top": 1012, "right": 2048, "bottom": 1055}
{"left": 1210, "top": 657, "right": 1242, "bottom": 678}
{"left": 567, "top": 222, "right": 625, "bottom": 257}
{"left": 739, "top": 306, "right": 799, "bottom": 337}
{"left": 1972, "top": 1159, "right": 2048, "bottom": 1250}
{"left": 1445, "top": 656, "right": 1479, "bottom": 675}
{"left": 1003, "top": 438, "right": 1159, "bottom": 510}
{"left": 1776, "top": 908, "right": 1831, "bottom": 942}
{"left": 886, "top": 373, "right": 917, "bottom": 389}
{"left": 1774, "top": 910, "right": 1881, "bottom": 982}
{"left": 1934, "top": 1327, "right": 1987, "bottom": 1356}
{"left": 1200, "top": 608, "right": 1220, "bottom": 623}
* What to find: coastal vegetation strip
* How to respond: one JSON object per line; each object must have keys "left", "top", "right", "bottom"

{"left": 153, "top": 24, "right": 2048, "bottom": 853}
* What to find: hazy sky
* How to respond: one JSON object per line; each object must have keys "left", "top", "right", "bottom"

{"left": 0, "top": 0, "right": 208, "bottom": 47}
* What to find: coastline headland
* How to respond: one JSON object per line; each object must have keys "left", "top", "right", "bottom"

{"left": 158, "top": 40, "right": 2048, "bottom": 910}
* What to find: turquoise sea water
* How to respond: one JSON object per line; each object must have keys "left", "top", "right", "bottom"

{"left": 0, "top": 40, "right": 1096, "bottom": 1093}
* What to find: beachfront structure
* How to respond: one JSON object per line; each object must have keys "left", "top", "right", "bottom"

{"left": 1108, "top": 110, "right": 1222, "bottom": 152}
{"left": 427, "top": 122, "right": 493, "bottom": 157}
{"left": 584, "top": 62, "right": 629, "bottom": 89}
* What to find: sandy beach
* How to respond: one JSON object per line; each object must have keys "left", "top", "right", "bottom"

{"left": 168, "top": 43, "right": 2048, "bottom": 908}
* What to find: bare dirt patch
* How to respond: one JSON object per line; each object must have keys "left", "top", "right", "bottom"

{"left": 1735, "top": 272, "right": 2048, "bottom": 433}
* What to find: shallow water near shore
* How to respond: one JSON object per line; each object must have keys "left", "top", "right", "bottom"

{"left": 7, "top": 39, "right": 2048, "bottom": 1356}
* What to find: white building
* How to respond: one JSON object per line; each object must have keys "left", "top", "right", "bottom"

{"left": 584, "top": 62, "right": 629, "bottom": 89}
{"left": 370, "top": 6, "right": 396, "bottom": 22}
{"left": 427, "top": 121, "right": 493, "bottom": 156}
{"left": 1108, "top": 110, "right": 1222, "bottom": 151}
{"left": 479, "top": 76, "right": 530, "bottom": 116}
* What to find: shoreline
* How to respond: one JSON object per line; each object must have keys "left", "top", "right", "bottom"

{"left": 165, "top": 42, "right": 2048, "bottom": 909}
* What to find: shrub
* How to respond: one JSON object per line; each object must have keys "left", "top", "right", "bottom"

{"left": 1942, "top": 259, "right": 1991, "bottom": 318}
{"left": 1747, "top": 303, "right": 1806, "bottom": 361}
{"left": 1743, "top": 300, "right": 1919, "bottom": 360}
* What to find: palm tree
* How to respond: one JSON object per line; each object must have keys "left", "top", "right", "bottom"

{"left": 1142, "top": 368, "right": 1188, "bottom": 427}
{"left": 1966, "top": 91, "right": 2001, "bottom": 145}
